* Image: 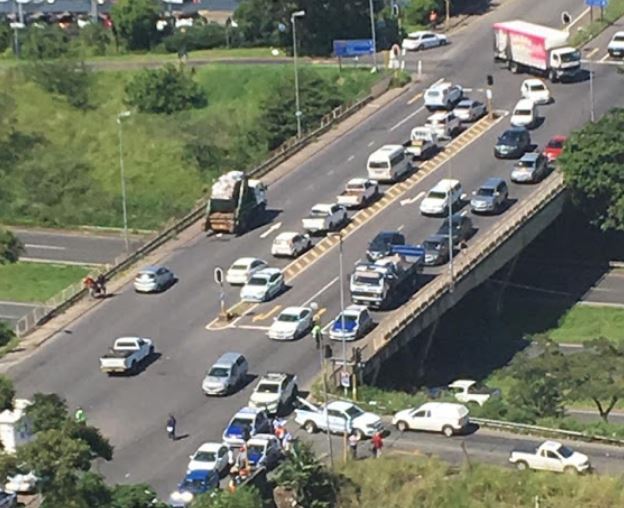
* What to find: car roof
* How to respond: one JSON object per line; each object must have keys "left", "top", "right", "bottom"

{"left": 311, "top": 203, "right": 334, "bottom": 210}
{"left": 480, "top": 177, "right": 505, "bottom": 189}
{"left": 275, "top": 231, "right": 299, "bottom": 241}
{"left": 428, "top": 81, "right": 454, "bottom": 92}
{"left": 196, "top": 442, "right": 226, "bottom": 453}
{"left": 253, "top": 267, "right": 282, "bottom": 277}
{"left": 373, "top": 144, "right": 405, "bottom": 154}
{"left": 514, "top": 98, "right": 535, "bottom": 109}
{"left": 519, "top": 152, "right": 539, "bottom": 161}
{"left": 407, "top": 31, "right": 433, "bottom": 37}
{"left": 234, "top": 406, "right": 263, "bottom": 417}
{"left": 372, "top": 231, "right": 400, "bottom": 240}
{"left": 247, "top": 433, "right": 277, "bottom": 444}
{"left": 456, "top": 99, "right": 475, "bottom": 106}
{"left": 428, "top": 111, "right": 453, "bottom": 119}
{"left": 523, "top": 78, "right": 546, "bottom": 87}
{"left": 214, "top": 352, "right": 244, "bottom": 366}
{"left": 328, "top": 400, "right": 357, "bottom": 411}
{"left": 185, "top": 469, "right": 217, "bottom": 481}
{"left": 417, "top": 402, "right": 469, "bottom": 413}
{"left": 347, "top": 177, "right": 370, "bottom": 185}
{"left": 425, "top": 234, "right": 446, "bottom": 243}
{"left": 612, "top": 31, "right": 624, "bottom": 37}
{"left": 448, "top": 379, "right": 477, "bottom": 388}
{"left": 343, "top": 304, "right": 368, "bottom": 314}
{"left": 542, "top": 440, "right": 563, "bottom": 449}
{"left": 231, "top": 257, "right": 262, "bottom": 266}
{"left": 432, "top": 178, "right": 460, "bottom": 191}
{"left": 280, "top": 306, "right": 310, "bottom": 315}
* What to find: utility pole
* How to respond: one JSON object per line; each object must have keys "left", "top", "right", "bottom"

{"left": 291, "top": 10, "right": 305, "bottom": 138}
{"left": 368, "top": 0, "right": 378, "bottom": 71}
{"left": 116, "top": 111, "right": 132, "bottom": 252}
{"left": 447, "top": 157, "right": 454, "bottom": 293}
{"left": 445, "top": 0, "right": 451, "bottom": 31}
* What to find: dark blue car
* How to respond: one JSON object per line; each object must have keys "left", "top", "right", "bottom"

{"left": 168, "top": 469, "right": 219, "bottom": 507}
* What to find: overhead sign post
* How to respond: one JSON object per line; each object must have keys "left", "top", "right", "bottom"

{"left": 333, "top": 39, "right": 375, "bottom": 71}
{"left": 585, "top": 0, "right": 608, "bottom": 21}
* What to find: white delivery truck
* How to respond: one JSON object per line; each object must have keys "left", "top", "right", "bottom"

{"left": 493, "top": 20, "right": 581, "bottom": 82}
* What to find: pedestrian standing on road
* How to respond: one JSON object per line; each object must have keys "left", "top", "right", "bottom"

{"left": 429, "top": 9, "right": 438, "bottom": 29}
{"left": 166, "top": 414, "right": 176, "bottom": 440}
{"left": 371, "top": 431, "right": 383, "bottom": 458}
{"left": 282, "top": 430, "right": 293, "bottom": 453}
{"left": 312, "top": 323, "right": 322, "bottom": 349}
{"left": 74, "top": 406, "right": 86, "bottom": 424}
{"left": 348, "top": 431, "right": 359, "bottom": 460}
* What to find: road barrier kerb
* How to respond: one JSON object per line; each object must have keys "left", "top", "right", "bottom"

{"left": 472, "top": 417, "right": 624, "bottom": 447}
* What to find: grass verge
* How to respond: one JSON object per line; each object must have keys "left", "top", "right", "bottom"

{"left": 0, "top": 262, "right": 90, "bottom": 303}
{"left": 571, "top": 0, "right": 624, "bottom": 47}
{"left": 545, "top": 305, "right": 624, "bottom": 344}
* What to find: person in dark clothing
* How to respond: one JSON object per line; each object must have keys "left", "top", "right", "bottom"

{"left": 166, "top": 414, "right": 176, "bottom": 440}
{"left": 96, "top": 274, "right": 107, "bottom": 295}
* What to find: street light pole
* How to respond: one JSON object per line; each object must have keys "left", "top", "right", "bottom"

{"left": 291, "top": 10, "right": 305, "bottom": 138}
{"left": 589, "top": 59, "right": 595, "bottom": 123}
{"left": 116, "top": 111, "right": 132, "bottom": 252}
{"left": 447, "top": 159, "right": 454, "bottom": 293}
{"left": 333, "top": 232, "right": 347, "bottom": 397}
{"left": 368, "top": 0, "right": 378, "bottom": 71}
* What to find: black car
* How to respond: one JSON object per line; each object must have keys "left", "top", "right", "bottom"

{"left": 423, "top": 234, "right": 450, "bottom": 266}
{"left": 436, "top": 213, "right": 473, "bottom": 244}
{"left": 366, "top": 231, "right": 405, "bottom": 261}
{"left": 494, "top": 127, "right": 531, "bottom": 159}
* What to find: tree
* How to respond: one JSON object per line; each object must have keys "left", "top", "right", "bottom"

{"left": 559, "top": 109, "right": 624, "bottom": 231}
{"left": 0, "top": 322, "right": 14, "bottom": 349}
{"left": 125, "top": 64, "right": 207, "bottom": 114}
{"left": 111, "top": 0, "right": 161, "bottom": 51}
{"left": 0, "top": 228, "right": 24, "bottom": 264}
{"left": 21, "top": 25, "right": 72, "bottom": 60}
{"left": 191, "top": 487, "right": 263, "bottom": 508}
{"left": 565, "top": 338, "right": 624, "bottom": 422}
{"left": 272, "top": 441, "right": 339, "bottom": 508}
{"left": 26, "top": 393, "right": 69, "bottom": 433}
{"left": 0, "top": 375, "right": 15, "bottom": 412}
{"left": 24, "top": 59, "right": 92, "bottom": 109}
{"left": 404, "top": 0, "right": 443, "bottom": 26}
{"left": 111, "top": 483, "right": 167, "bottom": 508}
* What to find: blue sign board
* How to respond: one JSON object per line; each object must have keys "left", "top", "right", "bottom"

{"left": 333, "top": 39, "right": 375, "bottom": 58}
{"left": 585, "top": 0, "right": 608, "bottom": 7}
{"left": 391, "top": 245, "right": 425, "bottom": 261}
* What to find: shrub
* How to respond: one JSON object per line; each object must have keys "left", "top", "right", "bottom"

{"left": 24, "top": 59, "right": 92, "bottom": 109}
{"left": 0, "top": 229, "right": 24, "bottom": 264}
{"left": 163, "top": 23, "right": 226, "bottom": 54}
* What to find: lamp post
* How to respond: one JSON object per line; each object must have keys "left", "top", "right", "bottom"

{"left": 290, "top": 10, "right": 305, "bottom": 138}
{"left": 447, "top": 158, "right": 454, "bottom": 293}
{"left": 368, "top": 0, "right": 378, "bottom": 70}
{"left": 116, "top": 111, "right": 132, "bottom": 252}
{"left": 330, "top": 231, "right": 347, "bottom": 396}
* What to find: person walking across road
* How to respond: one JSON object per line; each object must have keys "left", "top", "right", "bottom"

{"left": 166, "top": 414, "right": 176, "bottom": 440}
{"left": 348, "top": 431, "right": 359, "bottom": 460}
{"left": 371, "top": 431, "right": 383, "bottom": 458}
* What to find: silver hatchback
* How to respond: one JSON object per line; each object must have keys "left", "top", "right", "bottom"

{"left": 133, "top": 265, "right": 175, "bottom": 293}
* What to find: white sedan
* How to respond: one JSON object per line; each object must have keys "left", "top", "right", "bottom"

{"left": 520, "top": 78, "right": 551, "bottom": 105}
{"left": 187, "top": 442, "right": 230, "bottom": 474}
{"left": 453, "top": 99, "right": 486, "bottom": 122}
{"left": 267, "top": 306, "right": 314, "bottom": 340}
{"left": 226, "top": 257, "right": 268, "bottom": 285}
{"left": 401, "top": 31, "right": 447, "bottom": 51}
{"left": 271, "top": 232, "right": 312, "bottom": 258}
{"left": 5, "top": 472, "right": 38, "bottom": 494}
{"left": 240, "top": 268, "right": 285, "bottom": 302}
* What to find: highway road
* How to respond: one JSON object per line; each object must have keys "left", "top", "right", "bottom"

{"left": 5, "top": 0, "right": 624, "bottom": 498}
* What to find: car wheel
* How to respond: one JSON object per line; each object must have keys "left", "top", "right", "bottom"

{"left": 417, "top": 44, "right": 424, "bottom": 51}
{"left": 396, "top": 420, "right": 409, "bottom": 432}
{"left": 442, "top": 425, "right": 454, "bottom": 437}
{"left": 304, "top": 421, "right": 317, "bottom": 434}
{"left": 516, "top": 461, "right": 529, "bottom": 471}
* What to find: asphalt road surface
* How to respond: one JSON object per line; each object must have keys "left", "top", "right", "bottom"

{"left": 6, "top": 0, "right": 624, "bottom": 499}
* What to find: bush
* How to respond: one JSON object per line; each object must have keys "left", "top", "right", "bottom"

{"left": 111, "top": 0, "right": 161, "bottom": 51}
{"left": 0, "top": 229, "right": 24, "bottom": 264}
{"left": 24, "top": 59, "right": 92, "bottom": 109}
{"left": 124, "top": 64, "right": 207, "bottom": 114}
{"left": 75, "top": 23, "right": 114, "bottom": 56}
{"left": 0, "top": 322, "right": 14, "bottom": 349}
{"left": 163, "top": 23, "right": 226, "bottom": 54}
{"left": 21, "top": 25, "right": 72, "bottom": 60}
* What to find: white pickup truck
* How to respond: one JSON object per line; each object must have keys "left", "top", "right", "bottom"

{"left": 337, "top": 178, "right": 379, "bottom": 209}
{"left": 301, "top": 203, "right": 347, "bottom": 235}
{"left": 248, "top": 372, "right": 298, "bottom": 415}
{"left": 99, "top": 337, "right": 154, "bottom": 375}
{"left": 404, "top": 127, "right": 438, "bottom": 160}
{"left": 509, "top": 440, "right": 591, "bottom": 474}
{"left": 294, "top": 398, "right": 384, "bottom": 440}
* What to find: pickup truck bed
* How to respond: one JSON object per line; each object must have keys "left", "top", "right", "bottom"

{"left": 100, "top": 350, "right": 134, "bottom": 359}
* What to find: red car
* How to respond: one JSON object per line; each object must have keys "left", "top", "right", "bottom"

{"left": 543, "top": 135, "right": 566, "bottom": 162}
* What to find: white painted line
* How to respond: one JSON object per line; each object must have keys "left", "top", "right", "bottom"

{"left": 389, "top": 105, "right": 425, "bottom": 132}
{"left": 260, "top": 222, "right": 282, "bottom": 239}
{"left": 347, "top": 155, "right": 355, "bottom": 162}
{"left": 236, "top": 325, "right": 271, "bottom": 331}
{"left": 567, "top": 7, "right": 590, "bottom": 30}
{"left": 25, "top": 243, "right": 66, "bottom": 251}
{"left": 368, "top": 140, "right": 375, "bottom": 147}
{"left": 432, "top": 77, "right": 445, "bottom": 87}
{"left": 586, "top": 47, "right": 599, "bottom": 59}
{"left": 302, "top": 276, "right": 339, "bottom": 307}
{"left": 0, "top": 315, "right": 18, "bottom": 320}
{"left": 0, "top": 301, "right": 38, "bottom": 307}
{"left": 581, "top": 59, "right": 623, "bottom": 66}
{"left": 599, "top": 53, "right": 610, "bottom": 63}
{"left": 19, "top": 257, "right": 103, "bottom": 267}
{"left": 397, "top": 224, "right": 405, "bottom": 231}
{"left": 407, "top": 92, "right": 423, "bottom": 106}
{"left": 327, "top": 169, "right": 335, "bottom": 176}
{"left": 399, "top": 191, "right": 425, "bottom": 206}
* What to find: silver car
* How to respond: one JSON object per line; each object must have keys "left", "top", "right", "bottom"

{"left": 133, "top": 265, "right": 175, "bottom": 293}
{"left": 511, "top": 152, "right": 549, "bottom": 184}
{"left": 202, "top": 352, "right": 248, "bottom": 396}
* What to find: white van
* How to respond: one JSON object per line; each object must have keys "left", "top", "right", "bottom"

{"left": 366, "top": 145, "right": 411, "bottom": 183}
{"left": 510, "top": 98, "right": 538, "bottom": 128}
{"left": 392, "top": 402, "right": 470, "bottom": 437}
{"left": 424, "top": 82, "right": 463, "bottom": 110}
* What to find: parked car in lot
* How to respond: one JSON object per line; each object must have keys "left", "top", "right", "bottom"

{"left": 248, "top": 372, "right": 298, "bottom": 415}
{"left": 453, "top": 99, "right": 486, "bottom": 122}
{"left": 510, "top": 98, "right": 538, "bottom": 129}
{"left": 329, "top": 305, "right": 375, "bottom": 342}
{"left": 607, "top": 31, "right": 624, "bottom": 58}
{"left": 223, "top": 407, "right": 272, "bottom": 447}
{"left": 240, "top": 267, "right": 284, "bottom": 302}
{"left": 422, "top": 234, "right": 450, "bottom": 266}
{"left": 520, "top": 78, "right": 551, "bottom": 105}
{"left": 226, "top": 257, "right": 267, "bottom": 285}
{"left": 494, "top": 127, "right": 532, "bottom": 159}
{"left": 392, "top": 402, "right": 470, "bottom": 436}
{"left": 133, "top": 265, "right": 174, "bottom": 293}
{"left": 511, "top": 152, "right": 549, "bottom": 183}
{"left": 366, "top": 231, "right": 405, "bottom": 261}
{"left": 168, "top": 469, "right": 219, "bottom": 508}
{"left": 99, "top": 337, "right": 154, "bottom": 375}
{"left": 543, "top": 135, "right": 566, "bottom": 162}
{"left": 420, "top": 178, "right": 464, "bottom": 216}
{"left": 246, "top": 434, "right": 284, "bottom": 470}
{"left": 424, "top": 81, "right": 463, "bottom": 110}
{"left": 187, "top": 442, "right": 230, "bottom": 474}
{"left": 202, "top": 352, "right": 248, "bottom": 396}
{"left": 470, "top": 177, "right": 508, "bottom": 214}
{"left": 425, "top": 111, "right": 461, "bottom": 140}
{"left": 337, "top": 178, "right": 379, "bottom": 209}
{"left": 302, "top": 203, "right": 348, "bottom": 235}
{"left": 436, "top": 213, "right": 473, "bottom": 245}
{"left": 448, "top": 379, "right": 500, "bottom": 406}
{"left": 271, "top": 232, "right": 311, "bottom": 258}
{"left": 402, "top": 31, "right": 447, "bottom": 51}
{"left": 267, "top": 306, "right": 313, "bottom": 341}
{"left": 509, "top": 441, "right": 591, "bottom": 474}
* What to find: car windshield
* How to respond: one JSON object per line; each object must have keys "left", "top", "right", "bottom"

{"left": 407, "top": 35, "right": 422, "bottom": 40}
{"left": 181, "top": 479, "right": 206, "bottom": 491}
{"left": 335, "top": 314, "right": 358, "bottom": 328}
{"left": 346, "top": 183, "right": 365, "bottom": 191}
{"left": 424, "top": 240, "right": 442, "bottom": 250}
{"left": 277, "top": 313, "right": 300, "bottom": 323}
{"left": 499, "top": 131, "right": 520, "bottom": 144}
{"left": 247, "top": 276, "right": 268, "bottom": 286}
{"left": 477, "top": 187, "right": 495, "bottom": 197}
{"left": 345, "top": 405, "right": 364, "bottom": 418}
{"left": 208, "top": 367, "right": 229, "bottom": 377}
{"left": 370, "top": 235, "right": 392, "bottom": 249}
{"left": 309, "top": 208, "right": 330, "bottom": 217}
{"left": 137, "top": 272, "right": 155, "bottom": 280}
{"left": 427, "top": 90, "right": 440, "bottom": 97}
{"left": 230, "top": 417, "right": 253, "bottom": 428}
{"left": 557, "top": 445, "right": 574, "bottom": 458}
{"left": 193, "top": 451, "right": 217, "bottom": 462}
{"left": 515, "top": 160, "right": 534, "bottom": 169}
{"left": 614, "top": 35, "right": 624, "bottom": 42}
{"left": 547, "top": 140, "right": 563, "bottom": 149}
{"left": 274, "top": 238, "right": 290, "bottom": 246}
{"left": 560, "top": 50, "right": 580, "bottom": 63}
{"left": 530, "top": 84, "right": 545, "bottom": 92}
{"left": 355, "top": 273, "right": 382, "bottom": 285}
{"left": 256, "top": 383, "right": 279, "bottom": 394}
{"left": 247, "top": 444, "right": 265, "bottom": 457}
{"left": 427, "top": 191, "right": 447, "bottom": 200}
{"left": 368, "top": 161, "right": 389, "bottom": 169}
{"left": 230, "top": 264, "right": 249, "bottom": 271}
{"left": 514, "top": 109, "right": 531, "bottom": 116}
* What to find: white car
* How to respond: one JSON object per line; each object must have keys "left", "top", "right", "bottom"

{"left": 249, "top": 372, "right": 298, "bottom": 414}
{"left": 425, "top": 111, "right": 461, "bottom": 140}
{"left": 448, "top": 379, "right": 500, "bottom": 406}
{"left": 510, "top": 98, "right": 537, "bottom": 128}
{"left": 302, "top": 203, "right": 348, "bottom": 234}
{"left": 607, "top": 30, "right": 624, "bottom": 58}
{"left": 5, "top": 472, "right": 37, "bottom": 494}
{"left": 509, "top": 441, "right": 591, "bottom": 474}
{"left": 424, "top": 82, "right": 463, "bottom": 111}
{"left": 240, "top": 268, "right": 284, "bottom": 302}
{"left": 329, "top": 305, "right": 374, "bottom": 342}
{"left": 401, "top": 31, "right": 447, "bottom": 51}
{"left": 392, "top": 402, "right": 470, "bottom": 437}
{"left": 420, "top": 178, "right": 464, "bottom": 216}
{"left": 453, "top": 99, "right": 487, "bottom": 122}
{"left": 187, "top": 442, "right": 230, "bottom": 474}
{"left": 133, "top": 265, "right": 175, "bottom": 293}
{"left": 271, "top": 232, "right": 311, "bottom": 258}
{"left": 267, "top": 306, "right": 314, "bottom": 340}
{"left": 520, "top": 79, "right": 551, "bottom": 105}
{"left": 226, "top": 257, "right": 268, "bottom": 285}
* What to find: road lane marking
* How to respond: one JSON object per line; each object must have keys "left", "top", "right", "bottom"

{"left": 0, "top": 301, "right": 38, "bottom": 307}
{"left": 252, "top": 305, "right": 282, "bottom": 322}
{"left": 259, "top": 222, "right": 282, "bottom": 239}
{"left": 237, "top": 325, "right": 271, "bottom": 331}
{"left": 566, "top": 7, "right": 590, "bottom": 30}
{"left": 400, "top": 191, "right": 425, "bottom": 206}
{"left": 19, "top": 257, "right": 104, "bottom": 267}
{"left": 347, "top": 155, "right": 355, "bottom": 162}
{"left": 302, "top": 276, "right": 339, "bottom": 306}
{"left": 389, "top": 106, "right": 426, "bottom": 132}
{"left": 368, "top": 140, "right": 375, "bottom": 147}
{"left": 599, "top": 53, "right": 610, "bottom": 63}
{"left": 407, "top": 92, "right": 423, "bottom": 106}
{"left": 397, "top": 224, "right": 405, "bottom": 232}
{"left": 586, "top": 47, "right": 599, "bottom": 59}
{"left": 0, "top": 314, "right": 18, "bottom": 320}
{"left": 25, "top": 244, "right": 66, "bottom": 250}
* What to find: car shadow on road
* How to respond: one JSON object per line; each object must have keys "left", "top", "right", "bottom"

{"left": 105, "top": 352, "right": 162, "bottom": 378}
{"left": 245, "top": 209, "right": 283, "bottom": 234}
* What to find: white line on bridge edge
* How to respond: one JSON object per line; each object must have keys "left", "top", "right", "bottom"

{"left": 260, "top": 222, "right": 282, "bottom": 239}
{"left": 389, "top": 106, "right": 426, "bottom": 132}
{"left": 302, "top": 276, "right": 339, "bottom": 307}
{"left": 25, "top": 243, "right": 66, "bottom": 251}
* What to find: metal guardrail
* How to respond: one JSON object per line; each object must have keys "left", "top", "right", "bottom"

{"left": 367, "top": 171, "right": 566, "bottom": 360}
{"left": 472, "top": 417, "right": 624, "bottom": 447}
{"left": 13, "top": 76, "right": 393, "bottom": 338}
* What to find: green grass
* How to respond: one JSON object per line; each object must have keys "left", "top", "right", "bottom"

{"left": 0, "top": 262, "right": 90, "bottom": 303}
{"left": 570, "top": 0, "right": 624, "bottom": 47}
{"left": 545, "top": 305, "right": 624, "bottom": 344}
